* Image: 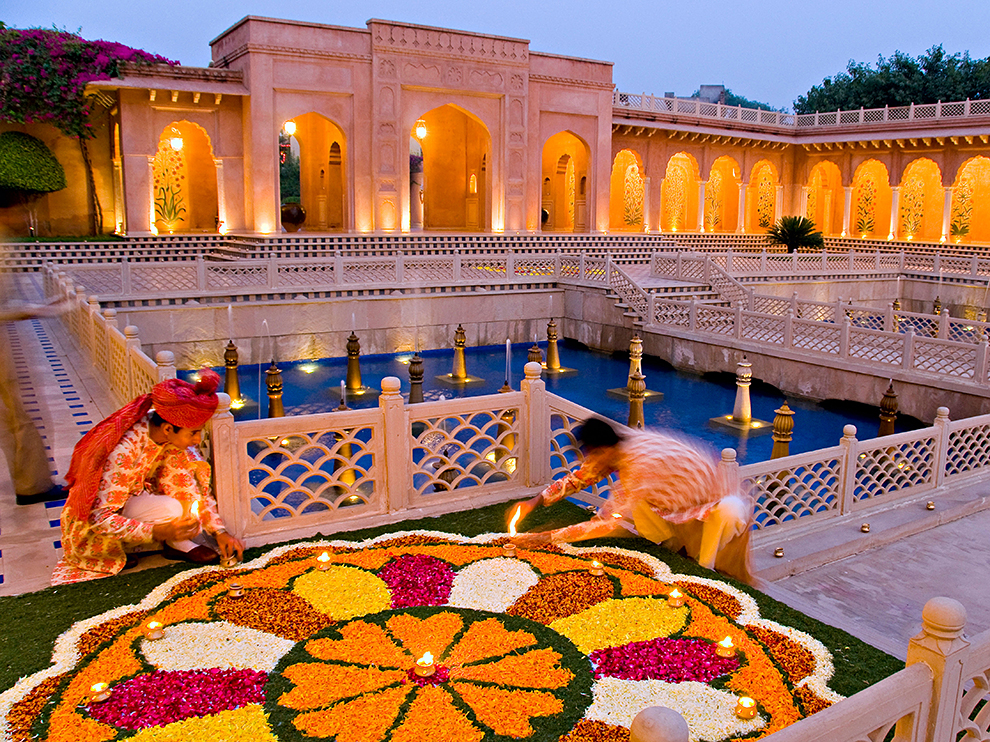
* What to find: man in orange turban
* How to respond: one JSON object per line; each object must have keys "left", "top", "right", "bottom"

{"left": 52, "top": 370, "right": 244, "bottom": 585}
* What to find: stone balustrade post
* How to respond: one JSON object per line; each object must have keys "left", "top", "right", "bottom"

{"left": 885, "top": 303, "right": 894, "bottom": 333}
{"left": 903, "top": 328, "right": 916, "bottom": 371}
{"left": 87, "top": 296, "right": 100, "bottom": 354}
{"left": 717, "top": 448, "right": 740, "bottom": 497}
{"left": 648, "top": 293, "right": 656, "bottom": 327}
{"left": 734, "top": 302, "right": 743, "bottom": 339}
{"left": 790, "top": 291, "right": 799, "bottom": 316}
{"left": 453, "top": 250, "right": 462, "bottom": 282}
{"left": 209, "top": 393, "right": 242, "bottom": 536}
{"left": 932, "top": 406, "right": 952, "bottom": 489}
{"left": 579, "top": 252, "right": 587, "bottom": 280}
{"left": 784, "top": 309, "right": 794, "bottom": 348}
{"left": 838, "top": 424, "right": 858, "bottom": 515}
{"left": 689, "top": 300, "right": 698, "bottom": 331}
{"left": 977, "top": 341, "right": 990, "bottom": 385}
{"left": 839, "top": 314, "right": 851, "bottom": 358}
{"left": 506, "top": 250, "right": 515, "bottom": 280}
{"left": 378, "top": 376, "right": 410, "bottom": 513}
{"left": 675, "top": 252, "right": 683, "bottom": 279}
{"left": 196, "top": 256, "right": 207, "bottom": 291}
{"left": 725, "top": 248, "right": 733, "bottom": 273}
{"left": 156, "top": 350, "right": 177, "bottom": 382}
{"left": 521, "top": 361, "right": 549, "bottom": 487}
{"left": 933, "top": 253, "right": 941, "bottom": 274}
{"left": 124, "top": 326, "right": 142, "bottom": 398}
{"left": 267, "top": 257, "right": 278, "bottom": 289}
{"left": 760, "top": 250, "right": 767, "bottom": 275}
{"left": 904, "top": 597, "right": 970, "bottom": 742}
{"left": 395, "top": 252, "right": 405, "bottom": 284}
{"left": 122, "top": 260, "right": 133, "bottom": 295}
{"left": 938, "top": 310, "right": 950, "bottom": 339}
{"left": 335, "top": 252, "right": 345, "bottom": 284}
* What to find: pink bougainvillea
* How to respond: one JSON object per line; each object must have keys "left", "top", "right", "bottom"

{"left": 590, "top": 637, "right": 740, "bottom": 683}
{"left": 378, "top": 554, "right": 455, "bottom": 608}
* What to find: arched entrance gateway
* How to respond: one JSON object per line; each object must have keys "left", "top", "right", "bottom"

{"left": 409, "top": 104, "right": 491, "bottom": 232}
{"left": 151, "top": 121, "right": 218, "bottom": 234}
{"left": 705, "top": 156, "right": 741, "bottom": 233}
{"left": 805, "top": 161, "right": 843, "bottom": 236}
{"left": 279, "top": 112, "right": 347, "bottom": 232}
{"left": 661, "top": 153, "right": 700, "bottom": 232}
{"left": 609, "top": 149, "right": 645, "bottom": 232}
{"left": 542, "top": 131, "right": 590, "bottom": 232}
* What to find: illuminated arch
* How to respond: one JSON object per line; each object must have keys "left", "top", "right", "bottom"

{"left": 951, "top": 156, "right": 990, "bottom": 244}
{"left": 279, "top": 112, "right": 348, "bottom": 232}
{"left": 410, "top": 104, "right": 491, "bottom": 232}
{"left": 542, "top": 131, "right": 590, "bottom": 232}
{"left": 747, "top": 160, "right": 778, "bottom": 231}
{"left": 805, "top": 161, "right": 843, "bottom": 236}
{"left": 897, "top": 158, "right": 942, "bottom": 242}
{"left": 661, "top": 152, "right": 700, "bottom": 232}
{"left": 609, "top": 149, "right": 645, "bottom": 232}
{"left": 705, "top": 156, "right": 741, "bottom": 232}
{"left": 850, "top": 159, "right": 892, "bottom": 239}
{"left": 152, "top": 121, "right": 217, "bottom": 234}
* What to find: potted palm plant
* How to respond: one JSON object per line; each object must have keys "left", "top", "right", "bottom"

{"left": 766, "top": 216, "right": 824, "bottom": 253}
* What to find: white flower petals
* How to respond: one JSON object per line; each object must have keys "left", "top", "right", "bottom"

{"left": 140, "top": 620, "right": 296, "bottom": 672}
{"left": 586, "top": 677, "right": 766, "bottom": 741}
{"left": 447, "top": 558, "right": 539, "bottom": 611}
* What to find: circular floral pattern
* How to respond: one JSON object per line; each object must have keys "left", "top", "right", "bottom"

{"left": 0, "top": 532, "right": 844, "bottom": 742}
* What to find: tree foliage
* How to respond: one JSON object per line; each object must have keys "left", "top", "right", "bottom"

{"left": 794, "top": 45, "right": 990, "bottom": 114}
{"left": 691, "top": 88, "right": 783, "bottom": 112}
{"left": 0, "top": 131, "right": 66, "bottom": 193}
{"left": 766, "top": 216, "right": 824, "bottom": 253}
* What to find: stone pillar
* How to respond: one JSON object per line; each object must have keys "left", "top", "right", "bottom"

{"left": 546, "top": 319, "right": 561, "bottom": 371}
{"left": 528, "top": 341, "right": 543, "bottom": 365}
{"left": 452, "top": 324, "right": 468, "bottom": 380}
{"left": 223, "top": 340, "right": 240, "bottom": 403}
{"left": 770, "top": 400, "right": 795, "bottom": 459}
{"left": 156, "top": 350, "right": 177, "bottom": 382}
{"left": 209, "top": 393, "right": 239, "bottom": 532}
{"left": 941, "top": 187, "right": 954, "bottom": 243}
{"left": 112, "top": 156, "right": 126, "bottom": 234}
{"left": 629, "top": 334, "right": 644, "bottom": 378}
{"left": 214, "top": 157, "right": 227, "bottom": 233}
{"left": 697, "top": 181, "right": 706, "bottom": 232}
{"left": 888, "top": 186, "right": 901, "bottom": 240}
{"left": 842, "top": 186, "right": 853, "bottom": 236}
{"left": 521, "top": 361, "right": 550, "bottom": 487}
{"left": 266, "top": 361, "right": 284, "bottom": 418}
{"left": 628, "top": 371, "right": 646, "bottom": 429}
{"left": 774, "top": 184, "right": 784, "bottom": 224}
{"left": 643, "top": 176, "right": 651, "bottom": 232}
{"left": 799, "top": 186, "right": 809, "bottom": 219}
{"left": 346, "top": 332, "right": 363, "bottom": 392}
{"left": 379, "top": 377, "right": 408, "bottom": 512}
{"left": 731, "top": 357, "right": 753, "bottom": 424}
{"left": 879, "top": 381, "right": 898, "bottom": 436}
{"left": 736, "top": 183, "right": 748, "bottom": 233}
{"left": 408, "top": 352, "right": 424, "bottom": 404}
{"left": 146, "top": 155, "right": 157, "bottom": 234}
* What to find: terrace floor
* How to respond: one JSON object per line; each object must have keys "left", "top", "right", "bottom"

{"left": 2, "top": 274, "right": 989, "bottom": 661}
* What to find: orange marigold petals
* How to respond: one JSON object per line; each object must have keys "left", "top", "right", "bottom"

{"left": 678, "top": 582, "right": 742, "bottom": 619}
{"left": 443, "top": 617, "right": 537, "bottom": 667}
{"left": 292, "top": 684, "right": 411, "bottom": 741}
{"left": 389, "top": 686, "right": 484, "bottom": 742}
{"left": 580, "top": 551, "right": 653, "bottom": 575}
{"left": 306, "top": 621, "right": 410, "bottom": 668}
{"left": 5, "top": 673, "right": 65, "bottom": 742}
{"left": 76, "top": 611, "right": 148, "bottom": 656}
{"left": 374, "top": 535, "right": 457, "bottom": 548}
{"left": 560, "top": 718, "right": 632, "bottom": 741}
{"left": 267, "top": 544, "right": 356, "bottom": 566}
{"left": 749, "top": 625, "right": 817, "bottom": 683}
{"left": 46, "top": 710, "right": 116, "bottom": 742}
{"left": 451, "top": 682, "right": 562, "bottom": 737}
{"left": 453, "top": 647, "right": 574, "bottom": 689}
{"left": 612, "top": 570, "right": 670, "bottom": 597}
{"left": 280, "top": 663, "right": 405, "bottom": 710}
{"left": 507, "top": 571, "right": 614, "bottom": 624}
{"left": 386, "top": 611, "right": 464, "bottom": 660}
{"left": 213, "top": 587, "right": 334, "bottom": 640}
{"left": 794, "top": 685, "right": 833, "bottom": 715}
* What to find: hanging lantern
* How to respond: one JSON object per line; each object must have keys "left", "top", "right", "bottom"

{"left": 414, "top": 118, "right": 428, "bottom": 140}
{"left": 283, "top": 120, "right": 296, "bottom": 136}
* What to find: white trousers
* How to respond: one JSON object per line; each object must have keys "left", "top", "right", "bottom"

{"left": 121, "top": 492, "right": 198, "bottom": 552}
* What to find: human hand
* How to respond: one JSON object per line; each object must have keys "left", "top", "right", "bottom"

{"left": 216, "top": 532, "right": 245, "bottom": 561}
{"left": 152, "top": 517, "right": 200, "bottom": 543}
{"left": 510, "top": 531, "right": 553, "bottom": 549}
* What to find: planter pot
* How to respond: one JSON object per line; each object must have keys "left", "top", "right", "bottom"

{"left": 281, "top": 203, "right": 306, "bottom": 232}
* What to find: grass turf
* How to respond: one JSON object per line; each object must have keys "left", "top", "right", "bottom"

{"left": 0, "top": 499, "right": 902, "bottom": 697}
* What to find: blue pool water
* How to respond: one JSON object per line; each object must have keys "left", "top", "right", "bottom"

{"left": 188, "top": 341, "right": 920, "bottom": 465}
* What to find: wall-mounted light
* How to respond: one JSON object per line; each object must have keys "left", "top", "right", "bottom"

{"left": 283, "top": 120, "right": 296, "bottom": 136}
{"left": 169, "top": 136, "right": 183, "bottom": 151}
{"left": 414, "top": 118, "right": 428, "bottom": 140}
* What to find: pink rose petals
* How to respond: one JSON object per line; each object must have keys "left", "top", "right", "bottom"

{"left": 405, "top": 664, "right": 451, "bottom": 687}
{"left": 378, "top": 554, "right": 455, "bottom": 608}
{"left": 590, "top": 637, "right": 740, "bottom": 683}
{"left": 86, "top": 668, "right": 266, "bottom": 729}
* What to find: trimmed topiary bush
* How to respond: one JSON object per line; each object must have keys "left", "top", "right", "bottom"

{"left": 0, "top": 131, "right": 66, "bottom": 194}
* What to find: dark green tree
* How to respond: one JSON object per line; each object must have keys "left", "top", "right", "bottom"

{"left": 794, "top": 45, "right": 990, "bottom": 113}
{"left": 691, "top": 88, "right": 784, "bottom": 112}
{"left": 766, "top": 216, "right": 824, "bottom": 253}
{"left": 0, "top": 131, "right": 66, "bottom": 235}
{"left": 0, "top": 25, "right": 175, "bottom": 233}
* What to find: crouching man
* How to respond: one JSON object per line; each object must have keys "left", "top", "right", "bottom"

{"left": 52, "top": 370, "right": 244, "bottom": 585}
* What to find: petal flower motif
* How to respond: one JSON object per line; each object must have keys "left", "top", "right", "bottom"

{"left": 447, "top": 557, "right": 539, "bottom": 612}
{"left": 551, "top": 597, "right": 689, "bottom": 654}
{"left": 292, "top": 565, "right": 391, "bottom": 620}
{"left": 140, "top": 621, "right": 295, "bottom": 673}
{"left": 126, "top": 705, "right": 277, "bottom": 742}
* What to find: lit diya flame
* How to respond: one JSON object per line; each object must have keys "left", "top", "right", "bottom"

{"left": 667, "top": 587, "right": 685, "bottom": 607}
{"left": 143, "top": 620, "right": 164, "bottom": 640}
{"left": 414, "top": 651, "right": 436, "bottom": 677}
{"left": 508, "top": 505, "right": 522, "bottom": 536}
{"left": 190, "top": 500, "right": 200, "bottom": 520}
{"left": 89, "top": 682, "right": 111, "bottom": 702}
{"left": 589, "top": 560, "right": 605, "bottom": 575}
{"left": 317, "top": 552, "right": 331, "bottom": 570}
{"left": 716, "top": 636, "right": 735, "bottom": 657}
{"left": 735, "top": 695, "right": 757, "bottom": 719}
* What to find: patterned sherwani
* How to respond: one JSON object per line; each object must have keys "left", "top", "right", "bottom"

{"left": 53, "top": 416, "right": 224, "bottom": 584}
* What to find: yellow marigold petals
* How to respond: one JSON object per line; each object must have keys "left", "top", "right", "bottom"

{"left": 389, "top": 686, "right": 484, "bottom": 742}
{"left": 128, "top": 705, "right": 277, "bottom": 742}
{"left": 452, "top": 647, "right": 574, "bottom": 689}
{"left": 279, "top": 663, "right": 406, "bottom": 710}
{"left": 386, "top": 611, "right": 464, "bottom": 660}
{"left": 451, "top": 682, "right": 563, "bottom": 737}
{"left": 306, "top": 621, "right": 410, "bottom": 668}
{"left": 443, "top": 617, "right": 537, "bottom": 667}
{"left": 292, "top": 685, "right": 411, "bottom": 741}
{"left": 551, "top": 598, "right": 688, "bottom": 654}
{"left": 292, "top": 566, "right": 391, "bottom": 620}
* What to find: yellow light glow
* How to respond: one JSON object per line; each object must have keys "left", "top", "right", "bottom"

{"left": 417, "top": 651, "right": 433, "bottom": 667}
{"left": 190, "top": 501, "right": 200, "bottom": 519}
{"left": 91, "top": 682, "right": 108, "bottom": 692}
{"left": 505, "top": 457, "right": 517, "bottom": 474}
{"left": 230, "top": 398, "right": 246, "bottom": 409}
{"left": 591, "top": 560, "right": 602, "bottom": 569}
{"left": 218, "top": 222, "right": 228, "bottom": 235}
{"left": 283, "top": 120, "right": 296, "bottom": 136}
{"left": 718, "top": 636, "right": 734, "bottom": 649}
{"left": 147, "top": 621, "right": 162, "bottom": 630}
{"left": 485, "top": 451, "right": 497, "bottom": 463}
{"left": 169, "top": 136, "right": 183, "bottom": 152}
{"left": 751, "top": 422, "right": 761, "bottom": 428}
{"left": 669, "top": 588, "right": 682, "bottom": 599}
{"left": 414, "top": 119, "right": 428, "bottom": 140}
{"left": 735, "top": 696, "right": 757, "bottom": 719}
{"left": 280, "top": 438, "right": 291, "bottom": 446}
{"left": 508, "top": 505, "right": 523, "bottom": 536}
{"left": 611, "top": 512, "right": 622, "bottom": 519}
{"left": 300, "top": 363, "right": 318, "bottom": 374}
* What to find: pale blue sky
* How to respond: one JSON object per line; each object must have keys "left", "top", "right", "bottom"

{"left": 4, "top": 0, "right": 990, "bottom": 111}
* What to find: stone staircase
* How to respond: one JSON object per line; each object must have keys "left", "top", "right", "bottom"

{"left": 605, "top": 263, "right": 726, "bottom": 328}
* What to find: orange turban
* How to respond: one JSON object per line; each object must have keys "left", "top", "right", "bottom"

{"left": 152, "top": 369, "right": 221, "bottom": 429}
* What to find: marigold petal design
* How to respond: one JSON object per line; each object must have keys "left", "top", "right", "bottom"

{"left": 452, "top": 647, "right": 574, "bottom": 689}
{"left": 279, "top": 663, "right": 406, "bottom": 710}
{"left": 293, "top": 566, "right": 392, "bottom": 620}
{"left": 551, "top": 597, "right": 689, "bottom": 654}
{"left": 451, "top": 682, "right": 563, "bottom": 737}
{"left": 507, "top": 571, "right": 614, "bottom": 624}
{"left": 291, "top": 685, "right": 411, "bottom": 741}
{"left": 306, "top": 621, "right": 410, "bottom": 668}
{"left": 443, "top": 617, "right": 537, "bottom": 667}
{"left": 389, "top": 685, "right": 484, "bottom": 742}
{"left": 214, "top": 587, "right": 333, "bottom": 640}
{"left": 386, "top": 611, "right": 464, "bottom": 660}
{"left": 127, "top": 705, "right": 277, "bottom": 742}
